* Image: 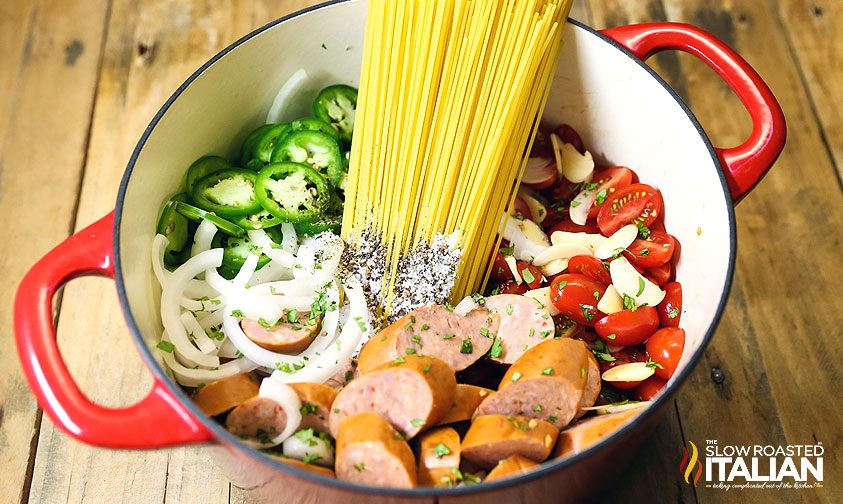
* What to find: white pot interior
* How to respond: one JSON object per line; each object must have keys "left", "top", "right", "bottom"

{"left": 117, "top": 0, "right": 732, "bottom": 391}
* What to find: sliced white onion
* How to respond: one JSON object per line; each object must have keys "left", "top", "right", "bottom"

{"left": 453, "top": 296, "right": 480, "bottom": 316}
{"left": 310, "top": 234, "right": 344, "bottom": 286}
{"left": 307, "top": 281, "right": 341, "bottom": 354}
{"left": 249, "top": 259, "right": 294, "bottom": 284}
{"left": 569, "top": 189, "right": 595, "bottom": 226}
{"left": 601, "top": 362, "right": 655, "bottom": 383}
{"left": 232, "top": 252, "right": 260, "bottom": 288}
{"left": 501, "top": 215, "right": 550, "bottom": 262}
{"left": 241, "top": 376, "right": 302, "bottom": 448}
{"left": 581, "top": 401, "right": 651, "bottom": 415}
{"left": 523, "top": 287, "right": 560, "bottom": 316}
{"left": 248, "top": 229, "right": 296, "bottom": 268}
{"left": 594, "top": 224, "right": 638, "bottom": 260}
{"left": 550, "top": 231, "right": 607, "bottom": 253}
{"left": 184, "top": 279, "right": 219, "bottom": 299}
{"left": 266, "top": 68, "right": 308, "bottom": 124}
{"left": 521, "top": 157, "right": 557, "bottom": 187}
{"left": 556, "top": 140, "right": 595, "bottom": 183}
{"left": 197, "top": 309, "right": 224, "bottom": 331}
{"left": 282, "top": 431, "right": 335, "bottom": 467}
{"left": 249, "top": 278, "right": 317, "bottom": 297}
{"left": 180, "top": 311, "right": 217, "bottom": 354}
{"left": 517, "top": 188, "right": 547, "bottom": 224}
{"left": 609, "top": 257, "right": 666, "bottom": 307}
{"left": 151, "top": 234, "right": 171, "bottom": 286}
{"left": 180, "top": 296, "right": 223, "bottom": 313}
{"left": 158, "top": 333, "right": 257, "bottom": 387}
{"left": 280, "top": 223, "right": 299, "bottom": 255}
{"left": 503, "top": 255, "right": 522, "bottom": 284}
{"left": 217, "top": 337, "right": 240, "bottom": 358}
{"left": 532, "top": 243, "right": 592, "bottom": 267}
{"left": 597, "top": 285, "right": 624, "bottom": 315}
{"left": 191, "top": 219, "right": 218, "bottom": 257}
{"left": 540, "top": 258, "right": 569, "bottom": 277}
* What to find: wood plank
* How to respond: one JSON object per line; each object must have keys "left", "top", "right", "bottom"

{"left": 0, "top": 0, "right": 112, "bottom": 503}
{"left": 777, "top": 0, "right": 843, "bottom": 183}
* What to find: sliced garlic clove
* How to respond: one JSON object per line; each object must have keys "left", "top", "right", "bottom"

{"left": 601, "top": 362, "right": 655, "bottom": 383}
{"left": 532, "top": 243, "right": 593, "bottom": 267}
{"left": 550, "top": 231, "right": 607, "bottom": 253}
{"left": 554, "top": 138, "right": 595, "bottom": 183}
{"left": 550, "top": 133, "right": 565, "bottom": 178}
{"left": 518, "top": 188, "right": 548, "bottom": 224}
{"left": 523, "top": 287, "right": 560, "bottom": 316}
{"left": 504, "top": 255, "right": 522, "bottom": 284}
{"left": 594, "top": 224, "right": 638, "bottom": 260}
{"left": 597, "top": 284, "right": 623, "bottom": 314}
{"left": 569, "top": 189, "right": 595, "bottom": 226}
{"left": 609, "top": 256, "right": 666, "bottom": 307}
{"left": 540, "top": 258, "right": 569, "bottom": 277}
{"left": 501, "top": 215, "right": 550, "bottom": 262}
{"left": 580, "top": 401, "right": 651, "bottom": 415}
{"left": 453, "top": 296, "right": 480, "bottom": 316}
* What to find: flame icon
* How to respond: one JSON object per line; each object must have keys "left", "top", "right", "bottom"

{"left": 679, "top": 440, "right": 703, "bottom": 486}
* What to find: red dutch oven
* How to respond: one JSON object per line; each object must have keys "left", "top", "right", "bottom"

{"left": 15, "top": 1, "right": 785, "bottom": 502}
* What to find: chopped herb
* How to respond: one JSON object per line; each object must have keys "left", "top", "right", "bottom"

{"left": 410, "top": 418, "right": 425, "bottom": 427}
{"left": 422, "top": 364, "right": 432, "bottom": 373}
{"left": 607, "top": 333, "right": 617, "bottom": 340}
{"left": 290, "top": 325, "right": 302, "bottom": 331}
{"left": 591, "top": 339, "right": 616, "bottom": 362}
{"left": 445, "top": 302, "right": 454, "bottom": 312}
{"left": 534, "top": 404, "right": 542, "bottom": 412}
{"left": 433, "top": 443, "right": 452, "bottom": 459}
{"left": 411, "top": 334, "right": 421, "bottom": 344}
{"left": 471, "top": 293, "right": 486, "bottom": 305}
{"left": 230, "top": 309, "right": 245, "bottom": 318}
{"left": 294, "top": 428, "right": 319, "bottom": 447}
{"left": 275, "top": 362, "right": 294, "bottom": 374}
{"left": 394, "top": 432, "right": 405, "bottom": 440}
{"left": 668, "top": 307, "right": 680, "bottom": 319}
{"left": 636, "top": 221, "right": 651, "bottom": 239}
{"left": 570, "top": 200, "right": 581, "bottom": 208}
{"left": 354, "top": 316, "right": 367, "bottom": 332}
{"left": 595, "top": 188, "right": 608, "bottom": 205}
{"left": 333, "top": 408, "right": 340, "bottom": 414}
{"left": 593, "top": 290, "right": 600, "bottom": 301}
{"left": 406, "top": 348, "right": 417, "bottom": 355}
{"left": 460, "top": 339, "right": 473, "bottom": 354}
{"left": 579, "top": 304, "right": 595, "bottom": 322}
{"left": 207, "top": 328, "right": 225, "bottom": 341}
{"left": 321, "top": 43, "right": 328, "bottom": 50}
{"left": 511, "top": 371, "right": 522, "bottom": 382}
{"left": 521, "top": 269, "right": 535, "bottom": 284}
{"left": 636, "top": 277, "right": 646, "bottom": 296}
{"left": 499, "top": 245, "right": 515, "bottom": 256}
{"left": 529, "top": 328, "right": 536, "bottom": 337}
{"left": 300, "top": 402, "right": 318, "bottom": 416}
{"left": 556, "top": 280, "right": 568, "bottom": 290}
{"left": 463, "top": 473, "right": 482, "bottom": 484}
{"left": 345, "top": 370, "right": 355, "bottom": 382}
{"left": 442, "top": 333, "right": 456, "bottom": 340}
{"left": 640, "top": 249, "right": 650, "bottom": 256}
{"left": 506, "top": 303, "right": 514, "bottom": 315}
{"left": 156, "top": 340, "right": 175, "bottom": 353}
{"left": 353, "top": 462, "right": 366, "bottom": 472}
{"left": 421, "top": 323, "right": 430, "bottom": 331}
{"left": 490, "top": 337, "right": 503, "bottom": 359}
{"left": 480, "top": 327, "right": 492, "bottom": 338}
{"left": 404, "top": 320, "right": 415, "bottom": 331}
{"left": 646, "top": 358, "right": 664, "bottom": 370}
{"left": 549, "top": 416, "right": 558, "bottom": 423}
{"left": 581, "top": 367, "right": 586, "bottom": 378}
{"left": 287, "top": 309, "right": 299, "bottom": 323}
{"left": 540, "top": 329, "right": 552, "bottom": 339}
{"left": 623, "top": 294, "right": 638, "bottom": 311}
{"left": 302, "top": 453, "right": 322, "bottom": 464}
{"left": 392, "top": 356, "right": 406, "bottom": 365}
{"left": 541, "top": 367, "right": 554, "bottom": 375}
{"left": 490, "top": 286, "right": 501, "bottom": 295}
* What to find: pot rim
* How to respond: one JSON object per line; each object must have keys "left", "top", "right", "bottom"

{"left": 113, "top": 0, "right": 737, "bottom": 496}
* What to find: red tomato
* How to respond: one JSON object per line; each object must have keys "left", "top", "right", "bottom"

{"left": 555, "top": 124, "right": 585, "bottom": 154}
{"left": 645, "top": 261, "right": 672, "bottom": 286}
{"left": 599, "top": 347, "right": 646, "bottom": 389}
{"left": 545, "top": 179, "right": 580, "bottom": 203}
{"left": 646, "top": 328, "right": 685, "bottom": 380}
{"left": 587, "top": 166, "right": 634, "bottom": 218}
{"left": 541, "top": 203, "right": 566, "bottom": 230}
{"left": 532, "top": 128, "right": 554, "bottom": 158}
{"left": 522, "top": 157, "right": 558, "bottom": 190}
{"left": 490, "top": 252, "right": 512, "bottom": 281}
{"left": 497, "top": 280, "right": 529, "bottom": 295}
{"left": 517, "top": 261, "right": 543, "bottom": 289}
{"left": 512, "top": 197, "right": 530, "bottom": 219}
{"left": 625, "top": 231, "right": 675, "bottom": 268}
{"left": 549, "top": 218, "right": 601, "bottom": 235}
{"left": 594, "top": 307, "right": 660, "bottom": 346}
{"left": 657, "top": 282, "right": 682, "bottom": 327}
{"left": 549, "top": 274, "right": 607, "bottom": 326}
{"left": 633, "top": 376, "right": 667, "bottom": 401}
{"left": 567, "top": 255, "right": 611, "bottom": 284}
{"left": 597, "top": 183, "right": 664, "bottom": 236}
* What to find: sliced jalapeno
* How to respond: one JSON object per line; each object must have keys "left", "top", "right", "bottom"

{"left": 191, "top": 168, "right": 262, "bottom": 219}
{"left": 235, "top": 209, "right": 283, "bottom": 230}
{"left": 211, "top": 233, "right": 271, "bottom": 279}
{"left": 269, "top": 130, "right": 343, "bottom": 188}
{"left": 293, "top": 213, "right": 341, "bottom": 236}
{"left": 174, "top": 201, "right": 245, "bottom": 237}
{"left": 253, "top": 123, "right": 292, "bottom": 164}
{"left": 255, "top": 162, "right": 332, "bottom": 223}
{"left": 313, "top": 84, "right": 357, "bottom": 144}
{"left": 156, "top": 194, "right": 190, "bottom": 267}
{"left": 290, "top": 117, "right": 340, "bottom": 141}
{"left": 240, "top": 124, "right": 275, "bottom": 165}
{"left": 185, "top": 156, "right": 232, "bottom": 194}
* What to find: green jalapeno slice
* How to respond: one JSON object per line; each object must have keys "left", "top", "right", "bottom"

{"left": 191, "top": 168, "right": 262, "bottom": 219}
{"left": 313, "top": 84, "right": 357, "bottom": 144}
{"left": 269, "top": 130, "right": 343, "bottom": 188}
{"left": 290, "top": 117, "right": 340, "bottom": 141}
{"left": 255, "top": 162, "right": 331, "bottom": 223}
{"left": 293, "top": 213, "right": 342, "bottom": 236}
{"left": 156, "top": 193, "right": 190, "bottom": 267}
{"left": 174, "top": 201, "right": 245, "bottom": 237}
{"left": 185, "top": 155, "right": 232, "bottom": 194}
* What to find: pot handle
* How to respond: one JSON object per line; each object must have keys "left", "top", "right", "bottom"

{"left": 601, "top": 22, "right": 786, "bottom": 202}
{"left": 14, "top": 212, "right": 212, "bottom": 448}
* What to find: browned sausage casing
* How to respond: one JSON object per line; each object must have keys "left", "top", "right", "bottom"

{"left": 474, "top": 338, "right": 589, "bottom": 429}
{"left": 193, "top": 372, "right": 259, "bottom": 417}
{"left": 484, "top": 294, "right": 555, "bottom": 364}
{"left": 436, "top": 384, "right": 493, "bottom": 426}
{"left": 575, "top": 352, "right": 601, "bottom": 418}
{"left": 335, "top": 412, "right": 417, "bottom": 488}
{"left": 484, "top": 454, "right": 540, "bottom": 482}
{"left": 416, "top": 426, "right": 461, "bottom": 487}
{"left": 553, "top": 407, "right": 643, "bottom": 458}
{"left": 240, "top": 315, "right": 320, "bottom": 354}
{"left": 289, "top": 382, "right": 338, "bottom": 433}
{"left": 274, "top": 456, "right": 336, "bottom": 478}
{"left": 329, "top": 355, "right": 456, "bottom": 439}
{"left": 225, "top": 396, "right": 286, "bottom": 440}
{"left": 461, "top": 415, "right": 558, "bottom": 469}
{"left": 357, "top": 305, "right": 498, "bottom": 374}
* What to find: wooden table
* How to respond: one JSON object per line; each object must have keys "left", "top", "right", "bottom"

{"left": 1, "top": 0, "right": 840, "bottom": 502}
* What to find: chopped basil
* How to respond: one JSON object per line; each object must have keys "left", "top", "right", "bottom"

{"left": 354, "top": 316, "right": 367, "bottom": 332}
{"left": 470, "top": 293, "right": 486, "bottom": 305}
{"left": 541, "top": 367, "right": 554, "bottom": 375}
{"left": 511, "top": 371, "right": 522, "bottom": 382}
{"left": 300, "top": 402, "right": 318, "bottom": 416}
{"left": 460, "top": 339, "right": 473, "bottom": 354}
{"left": 668, "top": 307, "right": 679, "bottom": 319}
{"left": 595, "top": 188, "right": 608, "bottom": 205}
{"left": 443, "top": 333, "right": 455, "bottom": 340}
{"left": 230, "top": 309, "right": 245, "bottom": 318}
{"left": 490, "top": 337, "right": 503, "bottom": 359}
{"left": 579, "top": 304, "right": 595, "bottom": 322}
{"left": 549, "top": 416, "right": 558, "bottom": 423}
{"left": 354, "top": 462, "right": 366, "bottom": 472}
{"left": 636, "top": 277, "right": 645, "bottom": 296}
{"left": 570, "top": 200, "right": 581, "bottom": 208}
{"left": 406, "top": 348, "right": 417, "bottom": 355}
{"left": 422, "top": 364, "right": 432, "bottom": 373}
{"left": 302, "top": 453, "right": 322, "bottom": 464}
{"left": 607, "top": 333, "right": 617, "bottom": 340}
{"left": 534, "top": 404, "right": 542, "bottom": 412}
{"left": 593, "top": 290, "right": 600, "bottom": 301}
{"left": 506, "top": 303, "right": 514, "bottom": 315}
{"left": 421, "top": 323, "right": 430, "bottom": 331}
{"left": 581, "top": 367, "right": 586, "bottom": 378}
{"left": 156, "top": 340, "right": 175, "bottom": 353}
{"left": 636, "top": 221, "right": 651, "bottom": 239}
{"left": 287, "top": 309, "right": 299, "bottom": 323}
{"left": 520, "top": 268, "right": 535, "bottom": 284}
{"left": 646, "top": 358, "right": 664, "bottom": 370}
{"left": 345, "top": 370, "right": 354, "bottom": 382}
{"left": 640, "top": 249, "right": 650, "bottom": 256}
{"left": 433, "top": 443, "right": 452, "bottom": 458}
{"left": 499, "top": 245, "right": 515, "bottom": 256}
{"left": 623, "top": 294, "right": 638, "bottom": 311}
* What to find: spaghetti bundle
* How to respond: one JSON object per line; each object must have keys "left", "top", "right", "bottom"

{"left": 343, "top": 0, "right": 573, "bottom": 315}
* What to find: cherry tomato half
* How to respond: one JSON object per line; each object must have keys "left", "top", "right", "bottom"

{"left": 544, "top": 178, "right": 580, "bottom": 203}
{"left": 633, "top": 376, "right": 667, "bottom": 401}
{"left": 549, "top": 218, "right": 601, "bottom": 235}
{"left": 567, "top": 255, "right": 612, "bottom": 284}
{"left": 597, "top": 183, "right": 664, "bottom": 236}
{"left": 625, "top": 231, "right": 675, "bottom": 268}
{"left": 549, "top": 274, "right": 607, "bottom": 326}
{"left": 517, "top": 261, "right": 544, "bottom": 289}
{"left": 588, "top": 166, "right": 634, "bottom": 218}
{"left": 645, "top": 261, "right": 672, "bottom": 286}
{"left": 555, "top": 124, "right": 585, "bottom": 154}
{"left": 599, "top": 347, "right": 646, "bottom": 389}
{"left": 512, "top": 196, "right": 531, "bottom": 219}
{"left": 646, "top": 327, "right": 685, "bottom": 380}
{"left": 522, "top": 158, "right": 558, "bottom": 190}
{"left": 491, "top": 251, "right": 512, "bottom": 281}
{"left": 657, "top": 282, "right": 682, "bottom": 328}
{"left": 498, "top": 281, "right": 528, "bottom": 295}
{"left": 594, "top": 307, "right": 659, "bottom": 346}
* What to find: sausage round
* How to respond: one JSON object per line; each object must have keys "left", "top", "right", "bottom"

{"left": 289, "top": 382, "right": 338, "bottom": 433}
{"left": 461, "top": 415, "right": 558, "bottom": 469}
{"left": 484, "top": 294, "right": 555, "bottom": 364}
{"left": 335, "top": 412, "right": 417, "bottom": 488}
{"left": 436, "top": 384, "right": 494, "bottom": 426}
{"left": 193, "top": 372, "right": 259, "bottom": 417}
{"left": 324, "top": 357, "right": 357, "bottom": 390}
{"left": 226, "top": 396, "right": 287, "bottom": 441}
{"left": 356, "top": 305, "right": 498, "bottom": 374}
{"left": 553, "top": 407, "right": 643, "bottom": 458}
{"left": 474, "top": 338, "right": 589, "bottom": 429}
{"left": 329, "top": 355, "right": 456, "bottom": 439}
{"left": 240, "top": 316, "right": 320, "bottom": 353}
{"left": 416, "top": 426, "right": 461, "bottom": 487}
{"left": 575, "top": 352, "right": 601, "bottom": 419}
{"left": 274, "top": 456, "right": 336, "bottom": 478}
{"left": 484, "top": 454, "right": 540, "bottom": 482}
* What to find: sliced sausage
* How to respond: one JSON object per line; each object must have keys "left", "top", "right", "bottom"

{"left": 436, "top": 384, "right": 494, "bottom": 426}
{"left": 485, "top": 454, "right": 540, "bottom": 482}
{"left": 417, "top": 427, "right": 461, "bottom": 487}
{"left": 274, "top": 456, "right": 336, "bottom": 478}
{"left": 289, "top": 382, "right": 337, "bottom": 433}
{"left": 461, "top": 415, "right": 558, "bottom": 468}
{"left": 553, "top": 407, "right": 643, "bottom": 458}
{"left": 575, "top": 352, "right": 601, "bottom": 419}
{"left": 335, "top": 412, "right": 417, "bottom": 488}
{"left": 324, "top": 357, "right": 357, "bottom": 390}
{"left": 226, "top": 396, "right": 287, "bottom": 442}
{"left": 193, "top": 372, "right": 259, "bottom": 417}
{"left": 474, "top": 338, "right": 589, "bottom": 429}
{"left": 357, "top": 305, "right": 498, "bottom": 374}
{"left": 329, "top": 355, "right": 456, "bottom": 439}
{"left": 484, "top": 294, "right": 555, "bottom": 364}
{"left": 240, "top": 315, "right": 320, "bottom": 353}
